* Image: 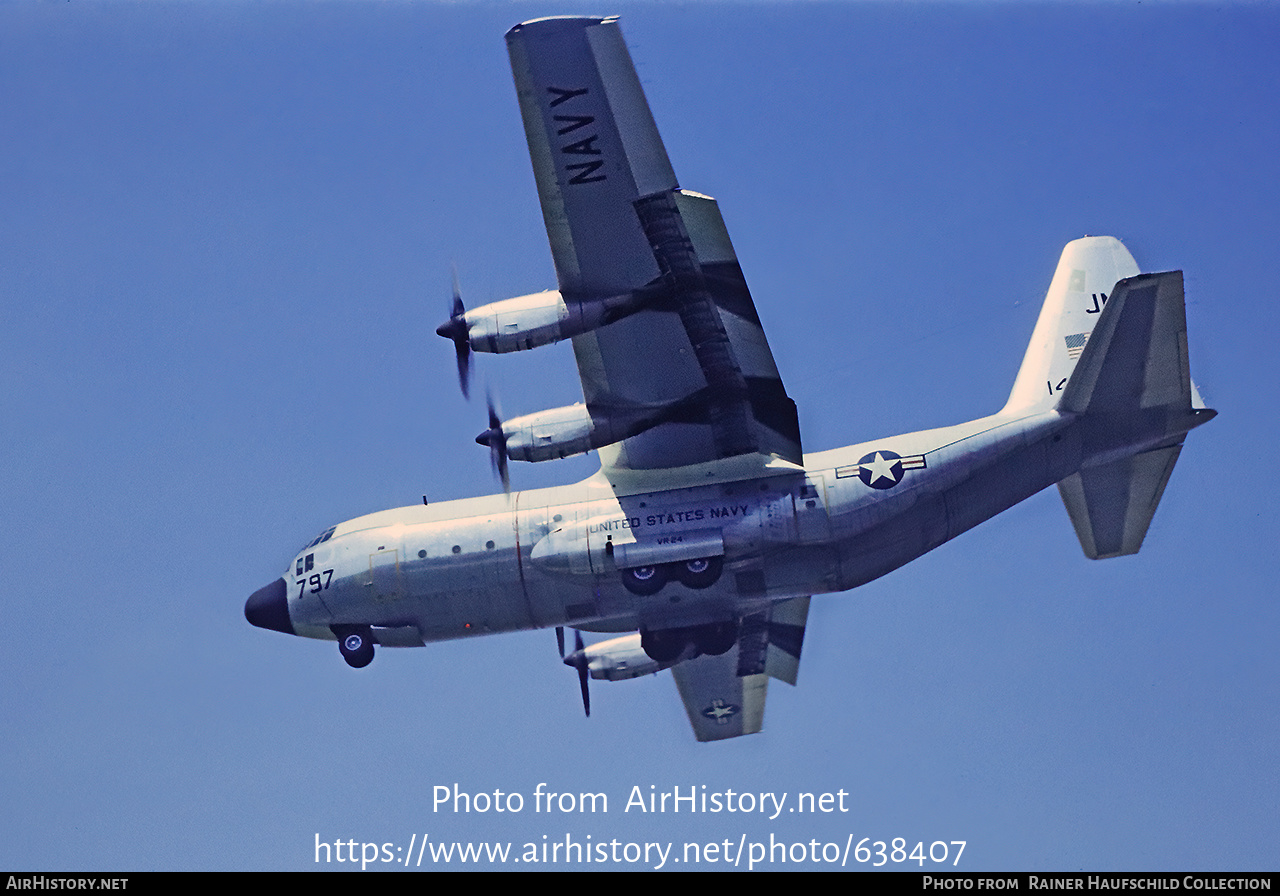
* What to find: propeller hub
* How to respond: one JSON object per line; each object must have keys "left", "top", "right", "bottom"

{"left": 440, "top": 276, "right": 472, "bottom": 399}
{"left": 483, "top": 394, "right": 510, "bottom": 491}
{"left": 436, "top": 317, "right": 468, "bottom": 343}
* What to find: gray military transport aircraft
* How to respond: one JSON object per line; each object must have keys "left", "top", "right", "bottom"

{"left": 246, "top": 16, "right": 1216, "bottom": 741}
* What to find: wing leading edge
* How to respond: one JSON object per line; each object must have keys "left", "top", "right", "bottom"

{"left": 506, "top": 17, "right": 801, "bottom": 474}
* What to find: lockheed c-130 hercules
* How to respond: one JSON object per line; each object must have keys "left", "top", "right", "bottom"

{"left": 245, "top": 16, "right": 1216, "bottom": 741}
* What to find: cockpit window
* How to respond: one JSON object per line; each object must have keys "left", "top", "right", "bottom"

{"left": 301, "top": 526, "right": 336, "bottom": 552}
{"left": 296, "top": 524, "right": 337, "bottom": 573}
{"left": 296, "top": 527, "right": 336, "bottom": 575}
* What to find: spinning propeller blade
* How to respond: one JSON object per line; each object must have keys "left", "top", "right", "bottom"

{"left": 435, "top": 269, "right": 472, "bottom": 399}
{"left": 562, "top": 630, "right": 590, "bottom": 717}
{"left": 474, "top": 391, "right": 510, "bottom": 492}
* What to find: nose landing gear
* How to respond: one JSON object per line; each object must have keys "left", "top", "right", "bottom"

{"left": 333, "top": 625, "right": 375, "bottom": 668}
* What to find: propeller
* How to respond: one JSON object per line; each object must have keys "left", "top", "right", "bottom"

{"left": 562, "top": 629, "right": 591, "bottom": 717}
{"left": 556, "top": 626, "right": 565, "bottom": 658}
{"left": 435, "top": 269, "right": 472, "bottom": 399}
{"left": 475, "top": 391, "right": 509, "bottom": 492}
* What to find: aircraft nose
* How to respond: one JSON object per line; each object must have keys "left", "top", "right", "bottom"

{"left": 245, "top": 578, "right": 293, "bottom": 635}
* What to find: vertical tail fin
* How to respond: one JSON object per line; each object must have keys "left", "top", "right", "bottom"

{"left": 1003, "top": 236, "right": 1140, "bottom": 415}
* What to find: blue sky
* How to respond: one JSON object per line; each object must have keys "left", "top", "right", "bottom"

{"left": 2, "top": 1, "right": 1276, "bottom": 871}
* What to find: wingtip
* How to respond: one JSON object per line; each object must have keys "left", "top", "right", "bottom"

{"left": 507, "top": 16, "right": 614, "bottom": 39}
{"left": 1190, "top": 407, "right": 1218, "bottom": 428}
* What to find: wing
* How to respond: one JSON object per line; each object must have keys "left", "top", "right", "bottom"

{"left": 672, "top": 655, "right": 768, "bottom": 742}
{"left": 506, "top": 17, "right": 802, "bottom": 474}
{"left": 671, "top": 597, "right": 810, "bottom": 742}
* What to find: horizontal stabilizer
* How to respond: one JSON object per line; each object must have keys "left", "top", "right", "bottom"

{"left": 1058, "top": 443, "right": 1182, "bottom": 558}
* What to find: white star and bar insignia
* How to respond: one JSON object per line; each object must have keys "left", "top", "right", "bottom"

{"left": 701, "top": 698, "right": 739, "bottom": 725}
{"left": 835, "top": 450, "right": 927, "bottom": 490}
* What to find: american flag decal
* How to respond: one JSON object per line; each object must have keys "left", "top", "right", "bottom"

{"left": 1065, "top": 332, "right": 1089, "bottom": 360}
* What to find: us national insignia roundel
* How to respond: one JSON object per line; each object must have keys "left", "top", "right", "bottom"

{"left": 846, "top": 450, "right": 927, "bottom": 489}
{"left": 702, "top": 698, "right": 740, "bottom": 725}
{"left": 857, "top": 450, "right": 905, "bottom": 489}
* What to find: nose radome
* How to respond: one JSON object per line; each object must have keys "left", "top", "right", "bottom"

{"left": 245, "top": 578, "right": 293, "bottom": 635}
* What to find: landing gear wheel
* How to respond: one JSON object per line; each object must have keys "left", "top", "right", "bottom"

{"left": 675, "top": 556, "right": 723, "bottom": 589}
{"left": 620, "top": 564, "right": 668, "bottom": 596}
{"left": 641, "top": 627, "right": 687, "bottom": 663}
{"left": 336, "top": 626, "right": 375, "bottom": 668}
{"left": 693, "top": 620, "right": 738, "bottom": 656}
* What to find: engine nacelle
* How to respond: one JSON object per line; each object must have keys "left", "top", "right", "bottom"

{"left": 486, "top": 397, "right": 697, "bottom": 465}
{"left": 498, "top": 403, "right": 597, "bottom": 463}
{"left": 566, "top": 633, "right": 675, "bottom": 681}
{"left": 464, "top": 289, "right": 643, "bottom": 353}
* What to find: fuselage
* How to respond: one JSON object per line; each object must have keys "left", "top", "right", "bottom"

{"left": 246, "top": 406, "right": 1083, "bottom": 651}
